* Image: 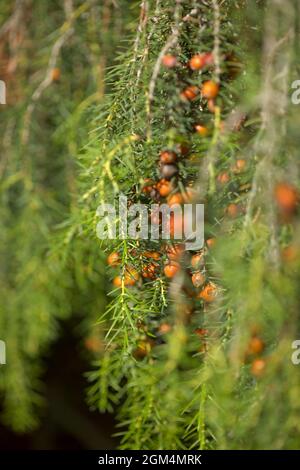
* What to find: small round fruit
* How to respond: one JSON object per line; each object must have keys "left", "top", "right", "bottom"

{"left": 158, "top": 323, "right": 172, "bottom": 334}
{"left": 160, "top": 150, "right": 177, "bottom": 164}
{"left": 247, "top": 336, "right": 265, "bottom": 355}
{"left": 198, "top": 283, "right": 217, "bottom": 302}
{"left": 162, "top": 54, "right": 177, "bottom": 68}
{"left": 157, "top": 179, "right": 172, "bottom": 197}
{"left": 166, "top": 244, "right": 185, "bottom": 261}
{"left": 227, "top": 203, "right": 239, "bottom": 218}
{"left": 202, "top": 80, "right": 219, "bottom": 99}
{"left": 143, "top": 251, "right": 161, "bottom": 260}
{"left": 275, "top": 182, "right": 299, "bottom": 213}
{"left": 217, "top": 172, "right": 230, "bottom": 184}
{"left": 51, "top": 67, "right": 61, "bottom": 81}
{"left": 189, "top": 54, "right": 206, "bottom": 70}
{"left": 168, "top": 193, "right": 184, "bottom": 206}
{"left": 181, "top": 85, "right": 199, "bottom": 101}
{"left": 236, "top": 159, "right": 246, "bottom": 171}
{"left": 206, "top": 238, "right": 216, "bottom": 248}
{"left": 191, "top": 271, "right": 205, "bottom": 288}
{"left": 195, "top": 328, "right": 208, "bottom": 337}
{"left": 251, "top": 358, "right": 266, "bottom": 377}
{"left": 164, "top": 262, "right": 180, "bottom": 278}
{"left": 191, "top": 252, "right": 204, "bottom": 269}
{"left": 195, "top": 124, "right": 209, "bottom": 137}
{"left": 124, "top": 266, "right": 139, "bottom": 286}
{"left": 142, "top": 263, "right": 158, "bottom": 279}
{"left": 113, "top": 276, "right": 122, "bottom": 287}
{"left": 107, "top": 251, "right": 120, "bottom": 266}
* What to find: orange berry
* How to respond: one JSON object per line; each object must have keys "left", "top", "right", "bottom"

{"left": 160, "top": 150, "right": 177, "bottom": 164}
{"left": 166, "top": 244, "right": 185, "bottom": 261}
{"left": 143, "top": 251, "right": 161, "bottom": 260}
{"left": 107, "top": 251, "right": 120, "bottom": 266}
{"left": 202, "top": 80, "right": 219, "bottom": 99}
{"left": 157, "top": 179, "right": 172, "bottom": 197}
{"left": 227, "top": 203, "right": 239, "bottom": 218}
{"left": 164, "top": 262, "right": 180, "bottom": 278}
{"left": 195, "top": 328, "right": 208, "bottom": 337}
{"left": 191, "top": 271, "right": 205, "bottom": 288}
{"left": 247, "top": 336, "right": 265, "bottom": 356}
{"left": 191, "top": 252, "right": 204, "bottom": 269}
{"left": 282, "top": 245, "right": 299, "bottom": 263}
{"left": 158, "top": 323, "right": 172, "bottom": 334}
{"left": 142, "top": 263, "right": 158, "bottom": 279}
{"left": 251, "top": 358, "right": 266, "bottom": 377}
{"left": 275, "top": 182, "right": 299, "bottom": 213}
{"left": 113, "top": 276, "right": 122, "bottom": 287}
{"left": 168, "top": 192, "right": 184, "bottom": 206}
{"left": 181, "top": 85, "right": 199, "bottom": 101}
{"left": 189, "top": 54, "right": 206, "bottom": 70}
{"left": 206, "top": 238, "right": 216, "bottom": 248}
{"left": 194, "top": 124, "right": 209, "bottom": 136}
{"left": 124, "top": 266, "right": 139, "bottom": 286}
{"left": 236, "top": 159, "right": 246, "bottom": 171}
{"left": 84, "top": 336, "right": 103, "bottom": 353}
{"left": 51, "top": 67, "right": 61, "bottom": 81}
{"left": 217, "top": 172, "right": 230, "bottom": 184}
{"left": 162, "top": 54, "right": 177, "bottom": 68}
{"left": 198, "top": 283, "right": 217, "bottom": 303}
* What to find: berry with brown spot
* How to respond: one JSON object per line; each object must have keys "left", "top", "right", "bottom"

{"left": 191, "top": 271, "right": 205, "bottom": 288}
{"left": 194, "top": 124, "right": 209, "bottom": 136}
{"left": 160, "top": 163, "right": 178, "bottom": 180}
{"left": 164, "top": 262, "right": 180, "bottom": 278}
{"left": 160, "top": 150, "right": 177, "bottom": 164}
{"left": 181, "top": 85, "right": 199, "bottom": 101}
{"left": 198, "top": 282, "right": 217, "bottom": 303}
{"left": 157, "top": 179, "right": 173, "bottom": 197}
{"left": 191, "top": 252, "right": 204, "bottom": 269}
{"left": 107, "top": 251, "right": 120, "bottom": 266}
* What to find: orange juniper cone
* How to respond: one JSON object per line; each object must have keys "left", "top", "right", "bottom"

{"left": 142, "top": 263, "right": 158, "bottom": 279}
{"left": 194, "top": 124, "right": 209, "bottom": 136}
{"left": 201, "top": 80, "right": 219, "bottom": 99}
{"left": 164, "top": 262, "right": 180, "bottom": 278}
{"left": 107, "top": 251, "right": 120, "bottom": 266}
{"left": 191, "top": 271, "right": 205, "bottom": 288}
{"left": 189, "top": 54, "right": 206, "bottom": 70}
{"left": 162, "top": 54, "right": 177, "bottom": 68}
{"left": 160, "top": 150, "right": 177, "bottom": 164}
{"left": 113, "top": 276, "right": 122, "bottom": 287}
{"left": 157, "top": 179, "right": 172, "bottom": 197}
{"left": 166, "top": 243, "right": 185, "bottom": 261}
{"left": 143, "top": 251, "right": 161, "bottom": 260}
{"left": 191, "top": 252, "right": 204, "bottom": 269}
{"left": 251, "top": 358, "right": 266, "bottom": 377}
{"left": 227, "top": 203, "right": 239, "bottom": 218}
{"left": 181, "top": 85, "right": 199, "bottom": 101}
{"left": 124, "top": 266, "right": 139, "bottom": 285}
{"left": 274, "top": 182, "right": 299, "bottom": 214}
{"left": 247, "top": 336, "right": 265, "bottom": 356}
{"left": 195, "top": 328, "right": 208, "bottom": 337}
{"left": 217, "top": 172, "right": 230, "bottom": 184}
{"left": 158, "top": 323, "right": 172, "bottom": 334}
{"left": 198, "top": 282, "right": 217, "bottom": 302}
{"left": 51, "top": 67, "right": 61, "bottom": 81}
{"left": 235, "top": 158, "right": 246, "bottom": 171}
{"left": 168, "top": 192, "right": 184, "bottom": 206}
{"left": 206, "top": 238, "right": 216, "bottom": 248}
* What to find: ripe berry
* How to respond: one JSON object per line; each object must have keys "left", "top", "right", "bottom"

{"left": 162, "top": 54, "right": 177, "bottom": 68}
{"left": 124, "top": 266, "right": 140, "bottom": 286}
{"left": 217, "top": 172, "right": 230, "bottom": 184}
{"left": 181, "top": 85, "right": 199, "bottom": 101}
{"left": 191, "top": 252, "right": 204, "bottom": 269}
{"left": 157, "top": 179, "right": 172, "bottom": 197}
{"left": 161, "top": 163, "right": 178, "bottom": 180}
{"left": 227, "top": 203, "right": 239, "bottom": 218}
{"left": 168, "top": 193, "right": 184, "bottom": 206}
{"left": 251, "top": 358, "right": 266, "bottom": 377}
{"left": 198, "top": 282, "right": 217, "bottom": 302}
{"left": 191, "top": 271, "right": 205, "bottom": 288}
{"left": 247, "top": 336, "right": 265, "bottom": 356}
{"left": 164, "top": 262, "right": 180, "bottom": 278}
{"left": 51, "top": 67, "right": 61, "bottom": 81}
{"left": 195, "top": 328, "right": 208, "bottom": 337}
{"left": 143, "top": 251, "right": 161, "bottom": 260}
{"left": 206, "top": 238, "right": 216, "bottom": 248}
{"left": 194, "top": 124, "right": 209, "bottom": 136}
{"left": 107, "top": 251, "right": 120, "bottom": 266}
{"left": 142, "top": 263, "right": 158, "bottom": 279}
{"left": 201, "top": 80, "right": 219, "bottom": 99}
{"left": 275, "top": 182, "right": 299, "bottom": 214}
{"left": 189, "top": 54, "right": 206, "bottom": 70}
{"left": 160, "top": 150, "right": 177, "bottom": 164}
{"left": 166, "top": 244, "right": 185, "bottom": 261}
{"left": 158, "top": 323, "right": 172, "bottom": 334}
{"left": 113, "top": 276, "right": 122, "bottom": 287}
